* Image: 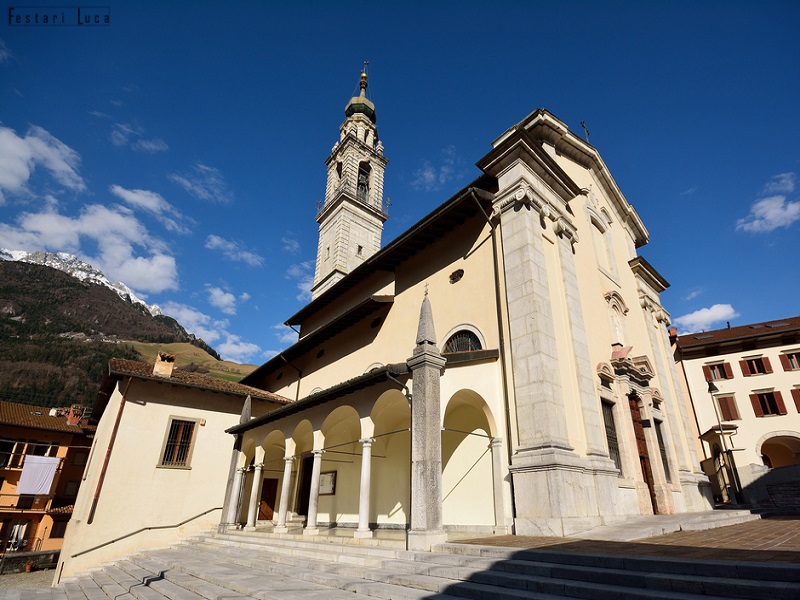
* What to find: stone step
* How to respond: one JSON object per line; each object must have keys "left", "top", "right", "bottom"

{"left": 387, "top": 552, "right": 794, "bottom": 600}
{"left": 179, "top": 535, "right": 741, "bottom": 600}
{"left": 429, "top": 542, "right": 800, "bottom": 582}
{"left": 199, "top": 531, "right": 402, "bottom": 558}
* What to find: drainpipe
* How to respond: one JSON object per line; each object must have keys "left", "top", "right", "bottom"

{"left": 87, "top": 376, "right": 133, "bottom": 524}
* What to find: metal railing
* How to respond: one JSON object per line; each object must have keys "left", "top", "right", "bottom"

{"left": 71, "top": 506, "right": 222, "bottom": 558}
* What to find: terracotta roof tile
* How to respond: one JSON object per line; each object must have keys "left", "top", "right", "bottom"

{"left": 677, "top": 315, "right": 800, "bottom": 348}
{"left": 0, "top": 401, "right": 86, "bottom": 433}
{"left": 48, "top": 504, "right": 74, "bottom": 515}
{"left": 109, "top": 359, "right": 290, "bottom": 405}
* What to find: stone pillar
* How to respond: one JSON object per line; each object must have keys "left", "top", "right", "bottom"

{"left": 555, "top": 222, "right": 607, "bottom": 456}
{"left": 303, "top": 450, "right": 324, "bottom": 536}
{"left": 245, "top": 463, "right": 264, "bottom": 529}
{"left": 494, "top": 188, "right": 571, "bottom": 451}
{"left": 490, "top": 437, "right": 508, "bottom": 534}
{"left": 225, "top": 467, "right": 246, "bottom": 525}
{"left": 355, "top": 438, "right": 374, "bottom": 538}
{"left": 275, "top": 457, "right": 294, "bottom": 532}
{"left": 407, "top": 294, "right": 448, "bottom": 551}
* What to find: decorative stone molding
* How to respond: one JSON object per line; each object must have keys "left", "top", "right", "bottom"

{"left": 492, "top": 184, "right": 552, "bottom": 220}
{"left": 596, "top": 362, "right": 615, "bottom": 384}
{"left": 553, "top": 217, "right": 579, "bottom": 245}
{"left": 604, "top": 291, "right": 629, "bottom": 314}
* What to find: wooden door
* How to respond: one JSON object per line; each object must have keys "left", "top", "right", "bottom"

{"left": 259, "top": 478, "right": 279, "bottom": 520}
{"left": 629, "top": 395, "right": 658, "bottom": 514}
{"left": 296, "top": 456, "right": 313, "bottom": 518}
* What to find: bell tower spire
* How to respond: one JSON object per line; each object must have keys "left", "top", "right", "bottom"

{"left": 312, "top": 65, "right": 389, "bottom": 299}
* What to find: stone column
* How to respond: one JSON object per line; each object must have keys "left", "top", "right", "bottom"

{"left": 225, "top": 467, "right": 246, "bottom": 525}
{"left": 355, "top": 438, "right": 374, "bottom": 538}
{"left": 407, "top": 294, "right": 448, "bottom": 551}
{"left": 275, "top": 457, "right": 294, "bottom": 532}
{"left": 245, "top": 463, "right": 264, "bottom": 529}
{"left": 490, "top": 437, "right": 507, "bottom": 534}
{"left": 303, "top": 450, "right": 324, "bottom": 536}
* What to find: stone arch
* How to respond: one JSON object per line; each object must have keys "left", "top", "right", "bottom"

{"left": 441, "top": 390, "right": 496, "bottom": 527}
{"left": 755, "top": 430, "right": 800, "bottom": 468}
{"left": 370, "top": 389, "right": 411, "bottom": 528}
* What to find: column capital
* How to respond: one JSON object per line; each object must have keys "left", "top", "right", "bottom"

{"left": 359, "top": 437, "right": 375, "bottom": 446}
{"left": 254, "top": 462, "right": 265, "bottom": 470}
{"left": 492, "top": 184, "right": 553, "bottom": 220}
{"left": 311, "top": 449, "right": 325, "bottom": 456}
{"left": 237, "top": 467, "right": 248, "bottom": 474}
{"left": 283, "top": 456, "right": 295, "bottom": 464}
{"left": 490, "top": 436, "right": 503, "bottom": 449}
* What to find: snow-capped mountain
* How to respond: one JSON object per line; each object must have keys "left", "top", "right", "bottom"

{"left": 0, "top": 248, "right": 162, "bottom": 317}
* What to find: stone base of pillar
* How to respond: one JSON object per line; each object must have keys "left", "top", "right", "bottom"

{"left": 407, "top": 530, "right": 447, "bottom": 551}
{"left": 353, "top": 529, "right": 374, "bottom": 539}
{"left": 303, "top": 527, "right": 320, "bottom": 536}
{"left": 510, "top": 447, "right": 623, "bottom": 537}
{"left": 243, "top": 525, "right": 257, "bottom": 532}
{"left": 492, "top": 525, "right": 510, "bottom": 535}
{"left": 274, "top": 525, "right": 290, "bottom": 533}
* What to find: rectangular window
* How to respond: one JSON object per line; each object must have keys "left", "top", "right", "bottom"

{"left": 749, "top": 391, "right": 788, "bottom": 417}
{"left": 63, "top": 480, "right": 79, "bottom": 497}
{"left": 49, "top": 521, "right": 68, "bottom": 539}
{"left": 601, "top": 401, "right": 622, "bottom": 474}
{"left": 792, "top": 389, "right": 800, "bottom": 413}
{"left": 740, "top": 356, "right": 772, "bottom": 376}
{"left": 780, "top": 352, "right": 800, "bottom": 371}
{"left": 703, "top": 362, "right": 732, "bottom": 380}
{"left": 655, "top": 421, "right": 672, "bottom": 483}
{"left": 73, "top": 451, "right": 88, "bottom": 466}
{"left": 717, "top": 395, "right": 740, "bottom": 421}
{"left": 159, "top": 418, "right": 197, "bottom": 468}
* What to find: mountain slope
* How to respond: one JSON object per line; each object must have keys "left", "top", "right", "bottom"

{"left": 0, "top": 261, "right": 223, "bottom": 408}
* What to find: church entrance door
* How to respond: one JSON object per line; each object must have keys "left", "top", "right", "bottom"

{"left": 296, "top": 456, "right": 313, "bottom": 518}
{"left": 259, "top": 478, "right": 278, "bottom": 520}
{"left": 628, "top": 394, "right": 658, "bottom": 514}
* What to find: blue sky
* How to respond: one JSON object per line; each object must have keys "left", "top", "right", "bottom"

{"left": 1, "top": 1, "right": 798, "bottom": 363}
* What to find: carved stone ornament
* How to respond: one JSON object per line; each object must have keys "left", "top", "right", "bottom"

{"left": 553, "top": 217, "right": 579, "bottom": 245}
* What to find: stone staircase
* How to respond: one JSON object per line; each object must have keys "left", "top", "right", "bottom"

{"left": 9, "top": 529, "right": 800, "bottom": 600}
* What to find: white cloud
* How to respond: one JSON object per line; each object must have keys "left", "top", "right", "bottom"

{"left": 132, "top": 138, "right": 168, "bottom": 153}
{"left": 216, "top": 334, "right": 261, "bottom": 363}
{"left": 410, "top": 145, "right": 464, "bottom": 192}
{"left": 169, "top": 163, "right": 232, "bottom": 203}
{"left": 762, "top": 172, "right": 795, "bottom": 195}
{"left": 207, "top": 285, "right": 237, "bottom": 315}
{"left": 160, "top": 300, "right": 261, "bottom": 362}
{"left": 109, "top": 184, "right": 190, "bottom": 233}
{"left": 88, "top": 110, "right": 110, "bottom": 119}
{"left": 285, "top": 261, "right": 314, "bottom": 301}
{"left": 0, "top": 40, "right": 13, "bottom": 64}
{"left": 281, "top": 235, "right": 301, "bottom": 254}
{"left": 680, "top": 187, "right": 697, "bottom": 197}
{"left": 239, "top": 292, "right": 251, "bottom": 302}
{"left": 736, "top": 172, "right": 800, "bottom": 233}
{"left": 110, "top": 122, "right": 168, "bottom": 153}
{"left": 0, "top": 125, "right": 86, "bottom": 202}
{"left": 674, "top": 304, "right": 739, "bottom": 334}
{"left": 684, "top": 288, "right": 702, "bottom": 301}
{"left": 272, "top": 323, "right": 298, "bottom": 345}
{"left": 1, "top": 203, "right": 178, "bottom": 293}
{"left": 204, "top": 234, "right": 263, "bottom": 267}
{"left": 736, "top": 195, "right": 800, "bottom": 233}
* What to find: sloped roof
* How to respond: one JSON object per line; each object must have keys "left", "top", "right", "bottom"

{"left": 676, "top": 316, "right": 800, "bottom": 349}
{"left": 108, "top": 359, "right": 290, "bottom": 405}
{"left": 0, "top": 400, "right": 85, "bottom": 433}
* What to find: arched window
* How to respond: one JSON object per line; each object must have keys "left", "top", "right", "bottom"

{"left": 357, "top": 161, "right": 371, "bottom": 202}
{"left": 443, "top": 330, "right": 482, "bottom": 353}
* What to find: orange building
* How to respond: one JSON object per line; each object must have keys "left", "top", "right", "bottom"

{"left": 0, "top": 402, "right": 93, "bottom": 554}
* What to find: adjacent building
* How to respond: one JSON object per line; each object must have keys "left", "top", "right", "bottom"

{"left": 0, "top": 402, "right": 92, "bottom": 555}
{"left": 674, "top": 317, "right": 800, "bottom": 507}
{"left": 57, "top": 354, "right": 288, "bottom": 578}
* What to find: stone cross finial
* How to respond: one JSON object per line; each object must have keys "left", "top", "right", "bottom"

{"left": 414, "top": 293, "right": 438, "bottom": 351}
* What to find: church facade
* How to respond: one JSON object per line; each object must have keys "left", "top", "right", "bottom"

{"left": 222, "top": 72, "right": 713, "bottom": 548}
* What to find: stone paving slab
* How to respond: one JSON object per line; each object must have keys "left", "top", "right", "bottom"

{"left": 455, "top": 516, "right": 800, "bottom": 563}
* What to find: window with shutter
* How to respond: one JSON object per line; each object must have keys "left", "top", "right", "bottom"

{"left": 751, "top": 391, "right": 783, "bottom": 417}
{"left": 706, "top": 363, "right": 732, "bottom": 380}
{"left": 743, "top": 357, "right": 768, "bottom": 376}
{"left": 780, "top": 352, "right": 800, "bottom": 371}
{"left": 718, "top": 395, "right": 739, "bottom": 421}
{"left": 750, "top": 393, "right": 764, "bottom": 417}
{"left": 792, "top": 389, "right": 800, "bottom": 412}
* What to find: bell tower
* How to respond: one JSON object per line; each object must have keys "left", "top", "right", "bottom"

{"left": 312, "top": 66, "right": 389, "bottom": 299}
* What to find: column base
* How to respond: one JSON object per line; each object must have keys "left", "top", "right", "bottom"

{"left": 274, "top": 525, "right": 289, "bottom": 533}
{"left": 243, "top": 525, "right": 257, "bottom": 531}
{"left": 303, "top": 527, "right": 320, "bottom": 536}
{"left": 354, "top": 529, "right": 374, "bottom": 539}
{"left": 407, "top": 530, "right": 447, "bottom": 551}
